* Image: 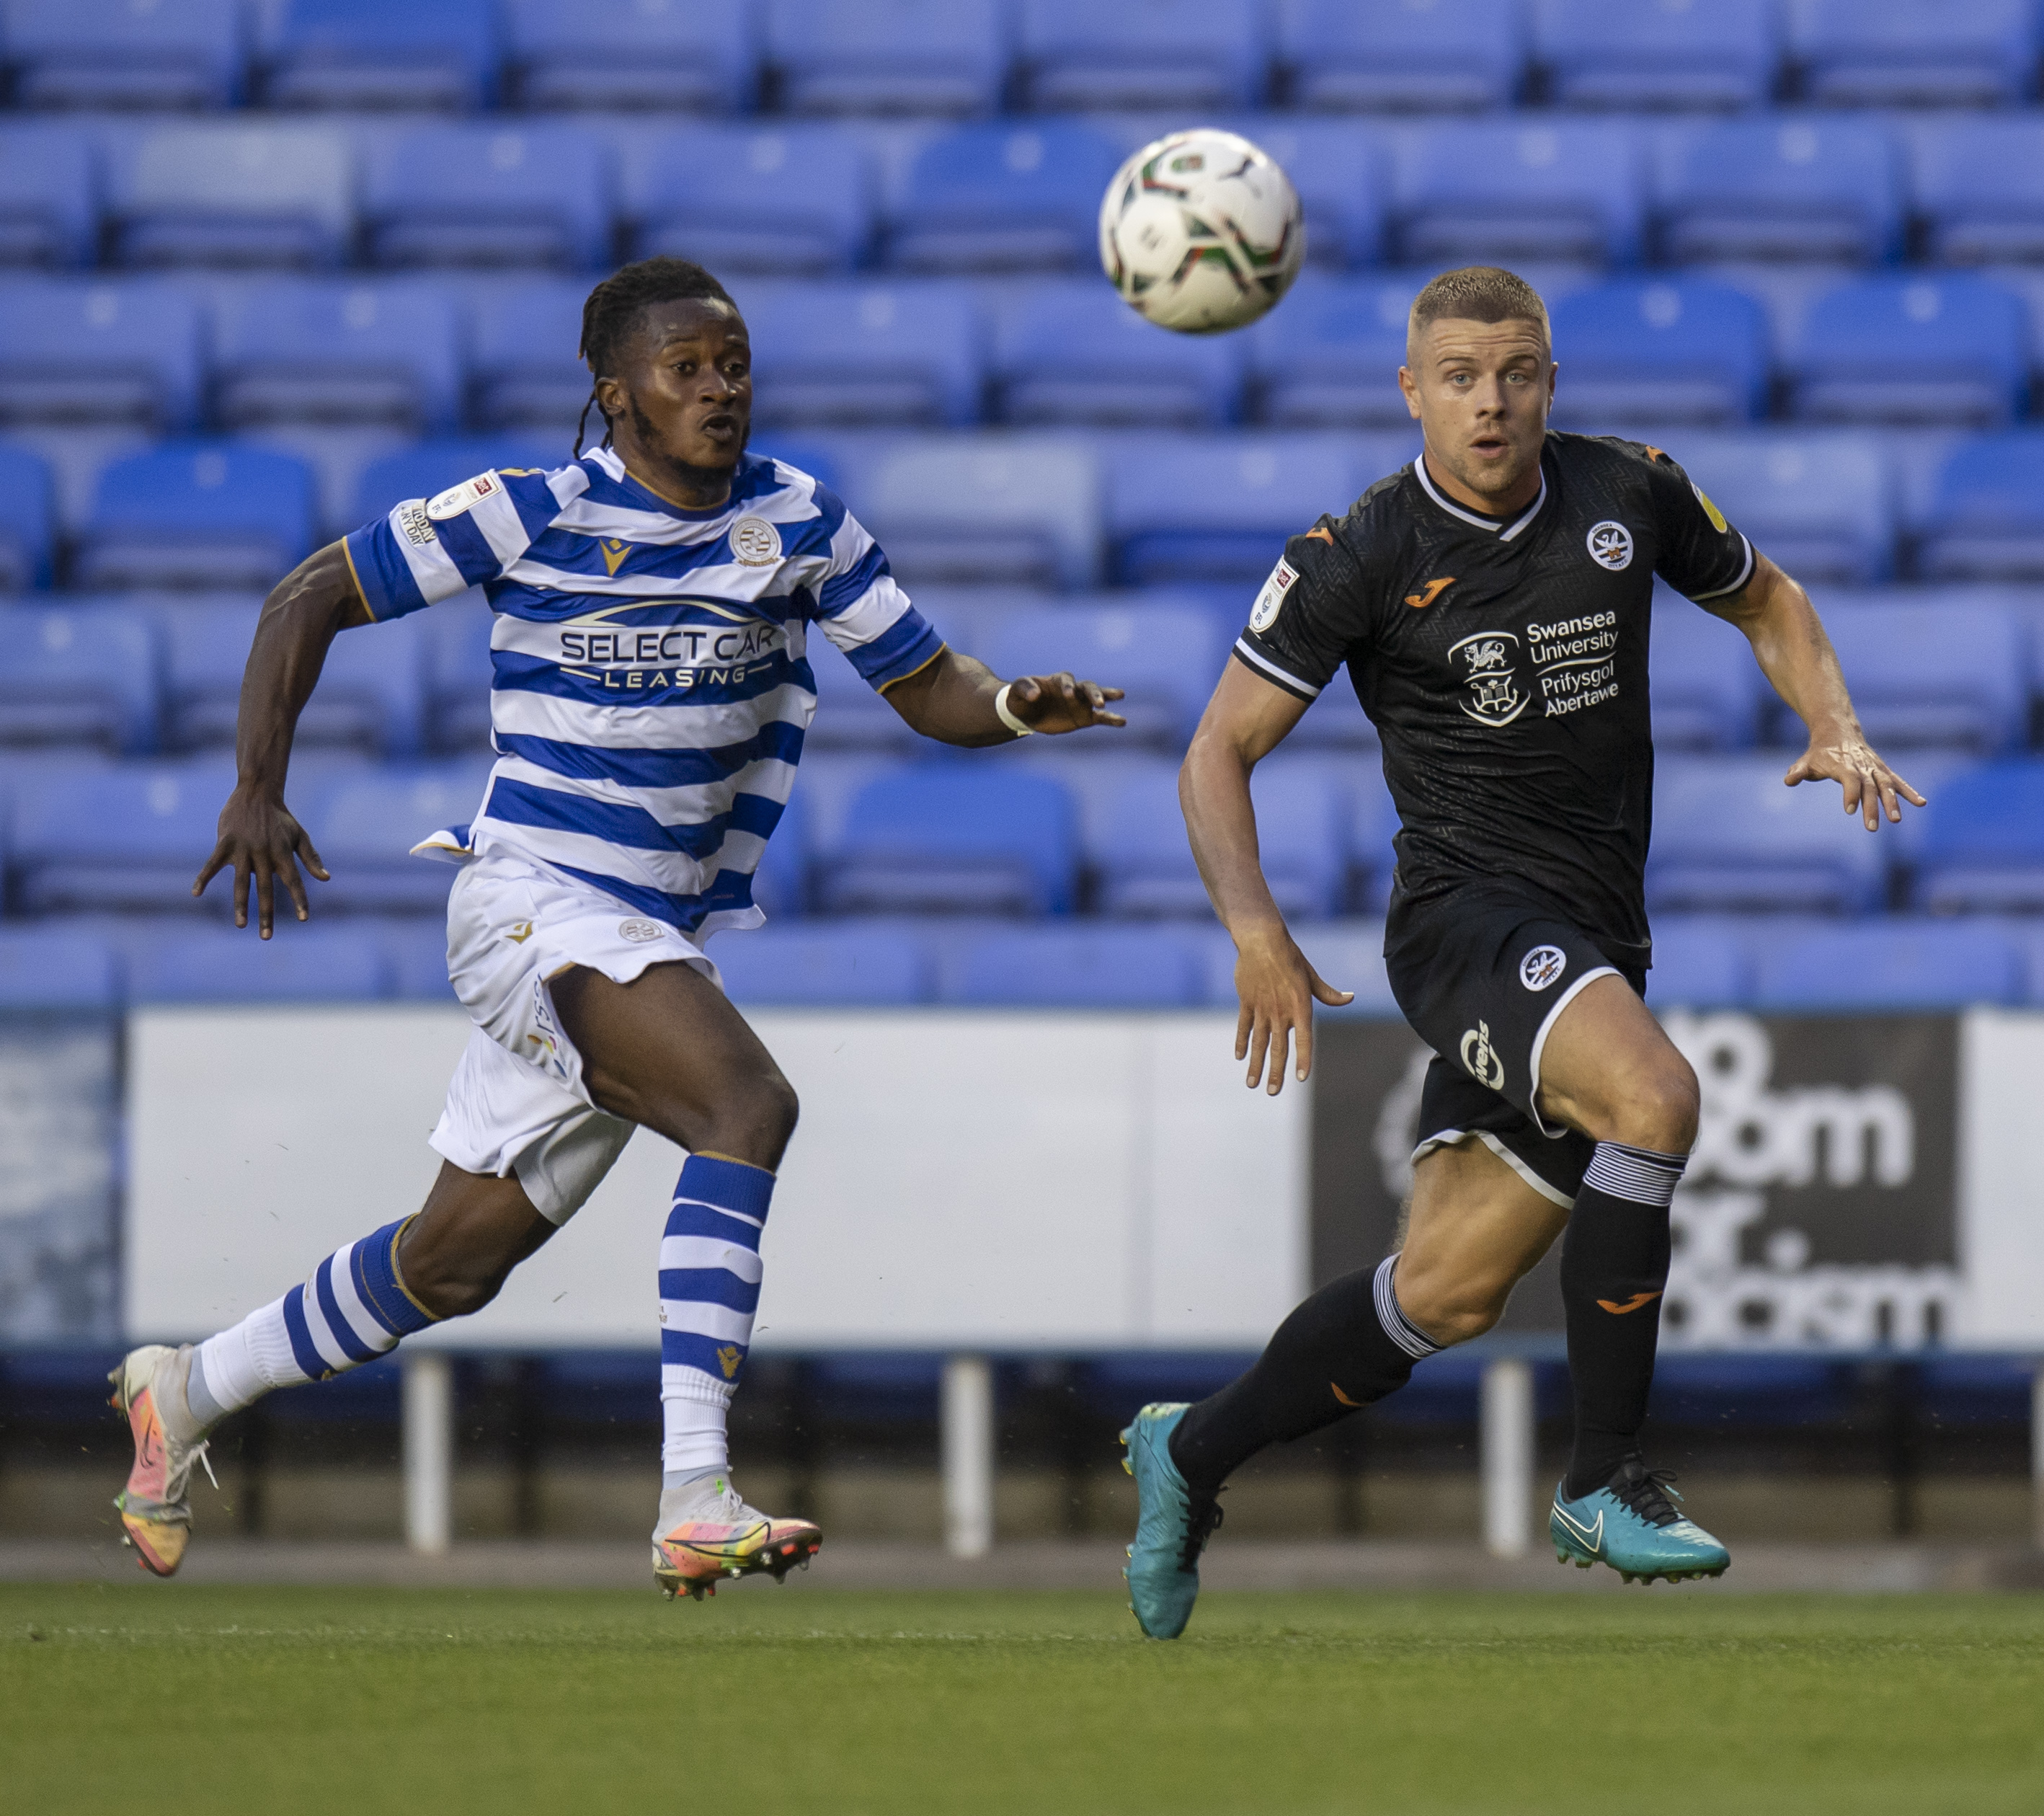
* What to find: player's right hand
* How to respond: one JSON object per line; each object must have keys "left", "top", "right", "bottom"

{"left": 1231, "top": 923, "right": 1353, "bottom": 1096}
{"left": 192, "top": 784, "right": 330, "bottom": 939}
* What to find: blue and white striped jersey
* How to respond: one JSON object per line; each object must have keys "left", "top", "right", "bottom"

{"left": 344, "top": 446, "right": 941, "bottom": 937}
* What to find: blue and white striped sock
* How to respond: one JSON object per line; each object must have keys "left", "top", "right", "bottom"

{"left": 659, "top": 1154, "right": 773, "bottom": 1479}
{"left": 191, "top": 1218, "right": 440, "bottom": 1423}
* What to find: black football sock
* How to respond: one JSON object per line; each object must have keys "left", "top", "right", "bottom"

{"left": 1560, "top": 1140, "right": 1686, "bottom": 1500}
{"left": 1168, "top": 1257, "right": 1440, "bottom": 1494}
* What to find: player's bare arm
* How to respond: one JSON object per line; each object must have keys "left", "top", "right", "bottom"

{"left": 1181, "top": 659, "right": 1352, "bottom": 1095}
{"left": 1704, "top": 551, "right": 1928, "bottom": 830}
{"left": 881, "top": 647, "right": 1125, "bottom": 744}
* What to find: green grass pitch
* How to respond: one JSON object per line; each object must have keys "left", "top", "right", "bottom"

{"left": 5, "top": 1582, "right": 2041, "bottom": 1815}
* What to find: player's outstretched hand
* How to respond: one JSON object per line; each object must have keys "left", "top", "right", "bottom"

{"left": 1783, "top": 732, "right": 1927, "bottom": 831}
{"left": 1232, "top": 923, "right": 1354, "bottom": 1096}
{"left": 1005, "top": 672, "right": 1127, "bottom": 735}
{"left": 192, "top": 783, "right": 330, "bottom": 938}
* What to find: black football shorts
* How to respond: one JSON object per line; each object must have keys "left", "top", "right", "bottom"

{"left": 1384, "top": 890, "right": 1644, "bottom": 1207}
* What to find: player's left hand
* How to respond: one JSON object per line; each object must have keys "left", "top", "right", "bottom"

{"left": 1006, "top": 673, "right": 1127, "bottom": 735}
{"left": 1784, "top": 731, "right": 1927, "bottom": 831}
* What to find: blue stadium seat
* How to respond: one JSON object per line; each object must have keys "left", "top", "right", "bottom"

{"left": 0, "top": 280, "right": 204, "bottom": 431}
{"left": 505, "top": 0, "right": 756, "bottom": 113}
{"left": 1222, "top": 119, "right": 1382, "bottom": 270}
{"left": 0, "top": 124, "right": 97, "bottom": 267}
{"left": 348, "top": 437, "right": 560, "bottom": 529}
{"left": 382, "top": 918, "right": 455, "bottom": 1001}
{"left": 628, "top": 125, "right": 874, "bottom": 275}
{"left": 1750, "top": 920, "right": 2020, "bottom": 1010}
{"left": 1649, "top": 597, "right": 1762, "bottom": 750}
{"left": 764, "top": 0, "right": 1006, "bottom": 117}
{"left": 821, "top": 766, "right": 1080, "bottom": 916}
{"left": 107, "top": 122, "right": 354, "bottom": 270}
{"left": 1641, "top": 916, "right": 1750, "bottom": 1009}
{"left": 128, "top": 926, "right": 393, "bottom": 1004}
{"left": 0, "top": 443, "right": 55, "bottom": 590}
{"left": 1276, "top": 0, "right": 1526, "bottom": 112}
{"left": 948, "top": 924, "right": 1205, "bottom": 1006}
{"left": 1913, "top": 118, "right": 2044, "bottom": 267}
{"left": 804, "top": 639, "right": 920, "bottom": 750}
{"left": 1820, "top": 601, "right": 2027, "bottom": 754}
{"left": 1017, "top": 0, "right": 1268, "bottom": 112}
{"left": 420, "top": 599, "right": 497, "bottom": 753}
{"left": 365, "top": 126, "right": 613, "bottom": 271}
{"left": 1668, "top": 431, "right": 1893, "bottom": 585}
{"left": 1248, "top": 275, "right": 1418, "bottom": 429}
{"left": 1656, "top": 119, "right": 1903, "bottom": 266}
{"left": 1276, "top": 918, "right": 1398, "bottom": 1015}
{"left": 1911, "top": 761, "right": 2044, "bottom": 913}
{"left": 469, "top": 280, "right": 590, "bottom": 433}
{"left": 713, "top": 925, "right": 934, "bottom": 1005}
{"left": 1549, "top": 280, "right": 1769, "bottom": 429}
{"left": 1341, "top": 758, "right": 1400, "bottom": 903}
{"left": 9, "top": 758, "right": 236, "bottom": 915}
{"left": 1647, "top": 756, "right": 1891, "bottom": 915}
{"left": 748, "top": 784, "right": 810, "bottom": 919}
{"left": 7, "top": 0, "right": 243, "bottom": 110}
{"left": 0, "top": 929, "right": 120, "bottom": 1011}
{"left": 1787, "top": 276, "right": 2027, "bottom": 429}
{"left": 76, "top": 443, "right": 315, "bottom": 594}
{"left": 0, "top": 605, "right": 158, "bottom": 754}
{"left": 1790, "top": 0, "right": 2035, "bottom": 109}
{"left": 1533, "top": 0, "right": 1779, "bottom": 111}
{"left": 1108, "top": 434, "right": 1361, "bottom": 584}
{"left": 296, "top": 763, "right": 492, "bottom": 913}
{"left": 995, "top": 280, "right": 1243, "bottom": 428}
{"left": 985, "top": 601, "right": 1222, "bottom": 748}
{"left": 1392, "top": 121, "right": 1644, "bottom": 267}
{"left": 262, "top": 0, "right": 499, "bottom": 112}
{"left": 742, "top": 282, "right": 982, "bottom": 428}
{"left": 211, "top": 280, "right": 465, "bottom": 435}
{"left": 891, "top": 123, "right": 1121, "bottom": 275}
{"left": 850, "top": 433, "right": 1101, "bottom": 589}
{"left": 1916, "top": 432, "right": 2044, "bottom": 583}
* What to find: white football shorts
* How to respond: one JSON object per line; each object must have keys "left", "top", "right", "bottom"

{"left": 427, "top": 852, "right": 722, "bottom": 1225}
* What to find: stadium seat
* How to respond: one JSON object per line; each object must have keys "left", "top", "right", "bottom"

{"left": 210, "top": 280, "right": 465, "bottom": 435}
{"left": 742, "top": 282, "right": 982, "bottom": 428}
{"left": 1911, "top": 761, "right": 2044, "bottom": 913}
{"left": 890, "top": 123, "right": 1121, "bottom": 275}
{"left": 76, "top": 444, "right": 315, "bottom": 594}
{"left": 1647, "top": 756, "right": 1891, "bottom": 915}
{"left": 628, "top": 125, "right": 874, "bottom": 275}
{"left": 382, "top": 918, "right": 456, "bottom": 1001}
{"left": 1222, "top": 118, "right": 1383, "bottom": 270}
{"left": 0, "top": 605, "right": 158, "bottom": 754}
{"left": 0, "top": 124, "right": 97, "bottom": 267}
{"left": 469, "top": 280, "right": 591, "bottom": 433}
{"left": 1276, "top": 918, "right": 1399, "bottom": 1015}
{"left": 713, "top": 925, "right": 934, "bottom": 1005}
{"left": 849, "top": 433, "right": 1101, "bottom": 589}
{"left": 1392, "top": 121, "right": 1645, "bottom": 267}
{"left": 1915, "top": 432, "right": 2044, "bottom": 582}
{"left": 1641, "top": 916, "right": 1750, "bottom": 1009}
{"left": 0, "top": 929, "right": 120, "bottom": 1011}
{"left": 1668, "top": 431, "right": 1893, "bottom": 585}
{"left": 0, "top": 280, "right": 204, "bottom": 431}
{"left": 6, "top": 0, "right": 244, "bottom": 110}
{"left": 1750, "top": 920, "right": 2020, "bottom": 1010}
{"left": 1276, "top": 0, "right": 1526, "bottom": 113}
{"left": 296, "top": 763, "right": 493, "bottom": 913}
{"left": 128, "top": 926, "right": 393, "bottom": 1005}
{"left": 1017, "top": 0, "right": 1268, "bottom": 112}
{"left": 985, "top": 601, "right": 1222, "bottom": 748}
{"left": 1819, "top": 601, "right": 2027, "bottom": 753}
{"left": 8, "top": 758, "right": 237, "bottom": 915}
{"left": 1789, "top": 0, "right": 2035, "bottom": 109}
{"left": 803, "top": 639, "right": 920, "bottom": 750}
{"left": 1649, "top": 597, "right": 1763, "bottom": 751}
{"left": 505, "top": 0, "right": 757, "bottom": 113}
{"left": 1247, "top": 275, "right": 1418, "bottom": 429}
{"left": 1548, "top": 280, "right": 1770, "bottom": 429}
{"left": 1108, "top": 434, "right": 1362, "bottom": 584}
{"left": 1913, "top": 118, "right": 2044, "bottom": 267}
{"left": 820, "top": 766, "right": 1080, "bottom": 916}
{"left": 1532, "top": 0, "right": 1779, "bottom": 112}
{"left": 1655, "top": 119, "right": 1903, "bottom": 266}
{"left": 348, "top": 437, "right": 561, "bottom": 529}
{"left": 1787, "top": 277, "right": 2028, "bottom": 429}
{"left": 261, "top": 0, "right": 499, "bottom": 112}
{"left": 419, "top": 599, "right": 497, "bottom": 754}
{"left": 365, "top": 126, "right": 614, "bottom": 271}
{"left": 994, "top": 280, "right": 1244, "bottom": 428}
{"left": 763, "top": 0, "right": 1007, "bottom": 117}
{"left": 0, "top": 444, "right": 55, "bottom": 591}
{"left": 106, "top": 123, "right": 354, "bottom": 270}
{"left": 747, "top": 783, "right": 810, "bottom": 920}
{"left": 948, "top": 924, "right": 1206, "bottom": 1006}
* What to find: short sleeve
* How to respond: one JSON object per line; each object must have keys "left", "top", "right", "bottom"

{"left": 1644, "top": 449, "right": 1754, "bottom": 603}
{"left": 343, "top": 468, "right": 556, "bottom": 622}
{"left": 1232, "top": 518, "right": 1373, "bottom": 701}
{"left": 805, "top": 487, "right": 943, "bottom": 691}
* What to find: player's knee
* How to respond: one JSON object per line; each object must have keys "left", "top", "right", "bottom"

{"left": 1609, "top": 1054, "right": 1699, "bottom": 1155}
{"left": 402, "top": 1252, "right": 512, "bottom": 1321}
{"left": 1396, "top": 1267, "right": 1511, "bottom": 1348}
{"left": 667, "top": 1066, "right": 799, "bottom": 1170}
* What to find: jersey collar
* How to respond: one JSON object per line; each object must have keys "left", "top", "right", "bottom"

{"left": 1415, "top": 451, "right": 1547, "bottom": 543}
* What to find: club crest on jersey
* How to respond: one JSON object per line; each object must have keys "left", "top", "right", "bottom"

{"left": 1448, "top": 630, "right": 1526, "bottom": 727}
{"left": 1459, "top": 1021, "right": 1506, "bottom": 1091}
{"left": 1586, "top": 521, "right": 1634, "bottom": 570}
{"left": 426, "top": 471, "right": 499, "bottom": 521}
{"left": 1250, "top": 558, "right": 1298, "bottom": 632}
{"left": 618, "top": 918, "right": 665, "bottom": 944}
{"left": 729, "top": 516, "right": 782, "bottom": 566}
{"left": 1519, "top": 944, "right": 1567, "bottom": 991}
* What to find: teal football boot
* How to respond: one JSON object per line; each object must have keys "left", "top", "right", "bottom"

{"left": 1119, "top": 1402, "right": 1224, "bottom": 1639}
{"left": 1550, "top": 1458, "right": 1730, "bottom": 1584}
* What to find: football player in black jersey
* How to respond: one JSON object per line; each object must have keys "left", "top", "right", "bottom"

{"left": 1121, "top": 266, "right": 1925, "bottom": 1636}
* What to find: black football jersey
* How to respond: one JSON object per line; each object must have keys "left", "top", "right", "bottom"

{"left": 1236, "top": 432, "right": 1753, "bottom": 967}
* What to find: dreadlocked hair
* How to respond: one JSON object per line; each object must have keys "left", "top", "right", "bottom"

{"left": 573, "top": 257, "right": 737, "bottom": 457}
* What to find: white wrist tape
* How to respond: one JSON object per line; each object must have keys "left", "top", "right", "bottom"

{"left": 994, "top": 683, "right": 1035, "bottom": 736}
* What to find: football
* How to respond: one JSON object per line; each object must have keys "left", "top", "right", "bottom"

{"left": 1098, "top": 128, "right": 1305, "bottom": 336}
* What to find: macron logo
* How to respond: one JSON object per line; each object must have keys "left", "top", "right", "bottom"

{"left": 1552, "top": 1501, "right": 1604, "bottom": 1556}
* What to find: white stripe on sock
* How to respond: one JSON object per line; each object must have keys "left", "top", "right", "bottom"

{"left": 1374, "top": 1255, "right": 1441, "bottom": 1362}
{"left": 1583, "top": 1141, "right": 1687, "bottom": 1208}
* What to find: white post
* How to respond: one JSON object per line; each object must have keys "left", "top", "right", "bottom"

{"left": 1481, "top": 1357, "right": 1534, "bottom": 1559}
{"left": 941, "top": 1353, "right": 994, "bottom": 1560}
{"left": 2032, "top": 1362, "right": 2044, "bottom": 1551}
{"left": 403, "top": 1350, "right": 453, "bottom": 1556}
